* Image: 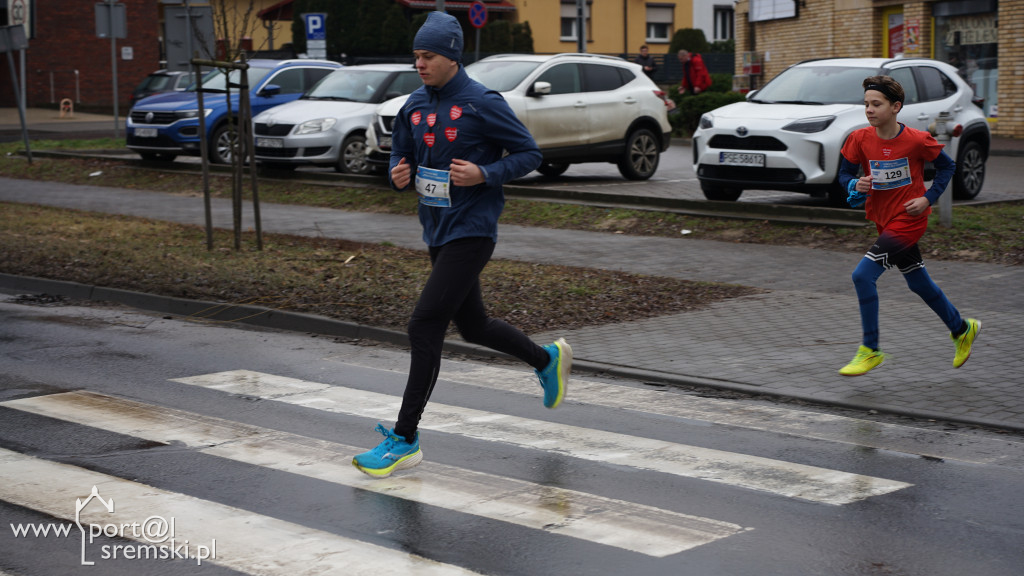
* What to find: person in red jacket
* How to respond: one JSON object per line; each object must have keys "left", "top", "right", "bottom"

{"left": 678, "top": 49, "right": 712, "bottom": 94}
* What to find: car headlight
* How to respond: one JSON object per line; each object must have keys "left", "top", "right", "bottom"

{"left": 699, "top": 114, "right": 714, "bottom": 130}
{"left": 175, "top": 109, "right": 212, "bottom": 119}
{"left": 782, "top": 116, "right": 836, "bottom": 133}
{"left": 296, "top": 118, "right": 337, "bottom": 135}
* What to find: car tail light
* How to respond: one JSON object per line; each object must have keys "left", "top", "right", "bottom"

{"left": 972, "top": 95, "right": 985, "bottom": 108}
{"left": 654, "top": 89, "right": 671, "bottom": 107}
{"left": 952, "top": 124, "right": 963, "bottom": 138}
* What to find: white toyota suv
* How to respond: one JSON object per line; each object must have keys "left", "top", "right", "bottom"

{"left": 692, "top": 57, "right": 990, "bottom": 203}
{"left": 366, "top": 53, "right": 673, "bottom": 180}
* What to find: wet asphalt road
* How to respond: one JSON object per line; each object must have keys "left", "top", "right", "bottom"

{"left": 1, "top": 298, "right": 1022, "bottom": 576}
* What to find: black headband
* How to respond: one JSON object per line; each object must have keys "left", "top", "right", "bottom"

{"left": 864, "top": 83, "right": 902, "bottom": 104}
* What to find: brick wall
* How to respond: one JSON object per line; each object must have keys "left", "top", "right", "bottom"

{"left": 996, "top": 0, "right": 1023, "bottom": 137}
{"left": 0, "top": 0, "right": 161, "bottom": 112}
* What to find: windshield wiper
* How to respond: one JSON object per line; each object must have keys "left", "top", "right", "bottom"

{"left": 768, "top": 100, "right": 824, "bottom": 105}
{"left": 305, "top": 95, "right": 355, "bottom": 101}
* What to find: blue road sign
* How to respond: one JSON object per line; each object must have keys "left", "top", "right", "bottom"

{"left": 469, "top": 1, "right": 487, "bottom": 29}
{"left": 303, "top": 13, "right": 326, "bottom": 41}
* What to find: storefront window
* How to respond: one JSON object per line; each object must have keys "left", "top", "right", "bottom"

{"left": 934, "top": 11, "right": 998, "bottom": 119}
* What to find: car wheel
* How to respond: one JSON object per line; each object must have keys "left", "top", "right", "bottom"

{"left": 337, "top": 134, "right": 370, "bottom": 175}
{"left": 208, "top": 123, "right": 238, "bottom": 165}
{"left": 617, "top": 128, "right": 660, "bottom": 180}
{"left": 953, "top": 140, "right": 985, "bottom": 200}
{"left": 138, "top": 152, "right": 177, "bottom": 162}
{"left": 700, "top": 183, "right": 742, "bottom": 201}
{"left": 536, "top": 162, "right": 570, "bottom": 177}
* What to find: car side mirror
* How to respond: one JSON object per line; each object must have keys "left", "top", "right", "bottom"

{"left": 746, "top": 89, "right": 759, "bottom": 101}
{"left": 259, "top": 84, "right": 282, "bottom": 97}
{"left": 528, "top": 81, "right": 551, "bottom": 97}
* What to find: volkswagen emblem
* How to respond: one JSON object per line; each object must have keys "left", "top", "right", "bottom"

{"left": 145, "top": 111, "right": 154, "bottom": 123}
{"left": 736, "top": 126, "right": 748, "bottom": 137}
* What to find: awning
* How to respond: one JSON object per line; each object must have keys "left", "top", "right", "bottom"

{"left": 258, "top": 0, "right": 294, "bottom": 22}
{"left": 395, "top": 0, "right": 517, "bottom": 12}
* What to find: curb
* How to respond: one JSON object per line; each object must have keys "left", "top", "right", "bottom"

{"left": 3, "top": 272, "right": 1020, "bottom": 433}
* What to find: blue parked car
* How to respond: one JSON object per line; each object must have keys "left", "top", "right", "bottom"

{"left": 126, "top": 59, "right": 341, "bottom": 164}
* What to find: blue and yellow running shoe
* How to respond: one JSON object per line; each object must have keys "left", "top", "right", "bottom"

{"left": 352, "top": 424, "right": 422, "bottom": 478}
{"left": 536, "top": 338, "right": 572, "bottom": 408}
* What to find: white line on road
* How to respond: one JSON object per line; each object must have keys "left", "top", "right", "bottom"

{"left": 170, "top": 370, "right": 912, "bottom": 505}
{"left": 344, "top": 359, "right": 1024, "bottom": 469}
{"left": 3, "top": 391, "right": 747, "bottom": 558}
{"left": 0, "top": 447, "right": 481, "bottom": 576}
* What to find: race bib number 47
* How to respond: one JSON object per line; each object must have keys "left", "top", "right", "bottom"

{"left": 416, "top": 166, "right": 451, "bottom": 207}
{"left": 870, "top": 158, "right": 912, "bottom": 190}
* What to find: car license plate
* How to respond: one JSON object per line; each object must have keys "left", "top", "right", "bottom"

{"left": 379, "top": 136, "right": 392, "bottom": 150}
{"left": 256, "top": 138, "right": 284, "bottom": 148}
{"left": 719, "top": 152, "right": 765, "bottom": 167}
{"left": 135, "top": 128, "right": 157, "bottom": 138}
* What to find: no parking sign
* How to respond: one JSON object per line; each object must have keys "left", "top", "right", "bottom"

{"left": 469, "top": 1, "right": 486, "bottom": 62}
{"left": 469, "top": 1, "right": 487, "bottom": 28}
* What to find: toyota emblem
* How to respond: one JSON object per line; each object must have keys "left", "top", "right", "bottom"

{"left": 736, "top": 126, "right": 748, "bottom": 136}
{"left": 145, "top": 112, "right": 154, "bottom": 123}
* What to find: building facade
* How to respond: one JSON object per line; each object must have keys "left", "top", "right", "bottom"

{"left": 734, "top": 0, "right": 1019, "bottom": 138}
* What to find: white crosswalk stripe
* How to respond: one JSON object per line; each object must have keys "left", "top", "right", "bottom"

{"left": 170, "top": 370, "right": 912, "bottom": 505}
{"left": 2, "top": 363, "right": 938, "bottom": 574}
{"left": 2, "top": 391, "right": 746, "bottom": 558}
{"left": 0, "top": 447, "right": 480, "bottom": 576}
{"left": 347, "top": 360, "right": 1024, "bottom": 469}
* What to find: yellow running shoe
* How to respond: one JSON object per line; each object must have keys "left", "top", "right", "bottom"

{"left": 951, "top": 318, "right": 981, "bottom": 368}
{"left": 839, "top": 345, "right": 887, "bottom": 376}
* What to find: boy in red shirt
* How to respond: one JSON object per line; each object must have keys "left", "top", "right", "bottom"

{"left": 837, "top": 75, "right": 980, "bottom": 376}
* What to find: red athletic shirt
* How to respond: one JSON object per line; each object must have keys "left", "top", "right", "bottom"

{"left": 841, "top": 124, "right": 944, "bottom": 238}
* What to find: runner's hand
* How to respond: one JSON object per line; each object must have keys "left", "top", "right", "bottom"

{"left": 450, "top": 159, "right": 485, "bottom": 187}
{"left": 392, "top": 157, "right": 411, "bottom": 189}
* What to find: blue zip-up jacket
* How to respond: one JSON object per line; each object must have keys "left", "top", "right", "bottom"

{"left": 389, "top": 67, "right": 542, "bottom": 247}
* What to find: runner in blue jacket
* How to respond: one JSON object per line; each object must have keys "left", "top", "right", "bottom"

{"left": 353, "top": 11, "right": 573, "bottom": 479}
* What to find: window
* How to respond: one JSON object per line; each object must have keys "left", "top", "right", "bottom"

{"left": 536, "top": 63, "right": 581, "bottom": 95}
{"left": 582, "top": 64, "right": 624, "bottom": 92}
{"left": 560, "top": 2, "right": 590, "bottom": 42}
{"left": 386, "top": 71, "right": 423, "bottom": 98}
{"left": 916, "top": 66, "right": 958, "bottom": 101}
{"left": 888, "top": 68, "right": 920, "bottom": 105}
{"left": 713, "top": 5, "right": 734, "bottom": 41}
{"left": 646, "top": 5, "right": 673, "bottom": 43}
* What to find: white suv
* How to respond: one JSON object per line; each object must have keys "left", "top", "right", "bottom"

{"left": 366, "top": 53, "right": 673, "bottom": 180}
{"left": 692, "top": 57, "right": 990, "bottom": 203}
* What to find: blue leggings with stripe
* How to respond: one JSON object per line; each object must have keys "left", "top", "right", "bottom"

{"left": 852, "top": 257, "right": 962, "bottom": 350}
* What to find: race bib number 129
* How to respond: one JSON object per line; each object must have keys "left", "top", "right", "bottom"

{"left": 870, "top": 158, "right": 912, "bottom": 190}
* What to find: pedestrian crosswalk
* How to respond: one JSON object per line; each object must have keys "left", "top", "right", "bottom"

{"left": 5, "top": 361, "right": 1018, "bottom": 575}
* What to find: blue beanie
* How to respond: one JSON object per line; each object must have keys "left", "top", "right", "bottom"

{"left": 414, "top": 11, "right": 463, "bottom": 62}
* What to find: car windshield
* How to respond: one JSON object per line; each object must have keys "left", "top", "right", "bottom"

{"left": 192, "top": 66, "right": 273, "bottom": 93}
{"left": 304, "top": 69, "right": 393, "bottom": 103}
{"left": 136, "top": 74, "right": 174, "bottom": 91}
{"left": 466, "top": 60, "right": 542, "bottom": 92}
{"left": 752, "top": 65, "right": 879, "bottom": 105}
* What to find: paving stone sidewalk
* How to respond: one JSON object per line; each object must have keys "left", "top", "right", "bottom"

{"left": 1, "top": 177, "right": 1022, "bottom": 431}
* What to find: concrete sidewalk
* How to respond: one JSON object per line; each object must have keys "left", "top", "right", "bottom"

{"left": 1, "top": 176, "right": 1022, "bottom": 432}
